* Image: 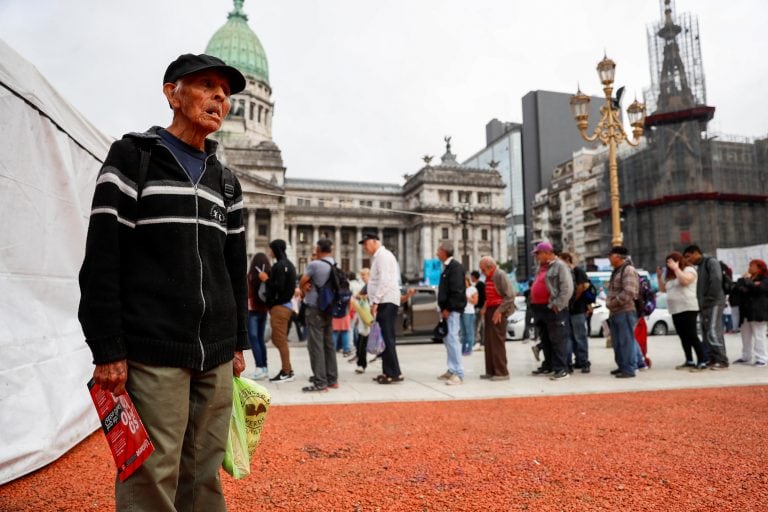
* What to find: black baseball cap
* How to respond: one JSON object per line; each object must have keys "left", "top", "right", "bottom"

{"left": 163, "top": 54, "right": 246, "bottom": 94}
{"left": 358, "top": 233, "right": 379, "bottom": 244}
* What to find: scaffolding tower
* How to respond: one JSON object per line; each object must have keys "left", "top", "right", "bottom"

{"left": 643, "top": 0, "right": 707, "bottom": 115}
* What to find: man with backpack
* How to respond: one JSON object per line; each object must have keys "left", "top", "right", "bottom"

{"left": 683, "top": 244, "right": 730, "bottom": 369}
{"left": 606, "top": 246, "right": 641, "bottom": 378}
{"left": 299, "top": 239, "right": 339, "bottom": 392}
{"left": 360, "top": 233, "right": 404, "bottom": 384}
{"left": 259, "top": 239, "right": 297, "bottom": 383}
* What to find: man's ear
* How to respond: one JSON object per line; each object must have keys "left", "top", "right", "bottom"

{"left": 162, "top": 82, "right": 179, "bottom": 110}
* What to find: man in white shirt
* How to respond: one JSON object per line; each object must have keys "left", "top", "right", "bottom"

{"left": 360, "top": 233, "right": 403, "bottom": 384}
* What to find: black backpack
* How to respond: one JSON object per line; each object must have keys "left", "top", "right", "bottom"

{"left": 715, "top": 258, "right": 734, "bottom": 295}
{"left": 635, "top": 276, "right": 656, "bottom": 317}
{"left": 317, "top": 260, "right": 352, "bottom": 318}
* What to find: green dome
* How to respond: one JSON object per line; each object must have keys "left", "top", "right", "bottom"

{"left": 205, "top": 0, "right": 269, "bottom": 84}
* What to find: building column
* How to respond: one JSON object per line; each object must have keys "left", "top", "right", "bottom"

{"left": 499, "top": 224, "right": 508, "bottom": 266}
{"left": 355, "top": 226, "right": 362, "bottom": 271}
{"left": 397, "top": 228, "right": 405, "bottom": 273}
{"left": 288, "top": 224, "right": 296, "bottom": 248}
{"left": 472, "top": 225, "right": 479, "bottom": 271}
{"left": 421, "top": 223, "right": 431, "bottom": 267}
{"left": 247, "top": 209, "right": 257, "bottom": 254}
{"left": 312, "top": 225, "right": 319, "bottom": 246}
{"left": 334, "top": 227, "right": 341, "bottom": 262}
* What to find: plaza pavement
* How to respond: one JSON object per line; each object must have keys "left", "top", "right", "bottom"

{"left": 250, "top": 332, "right": 768, "bottom": 406}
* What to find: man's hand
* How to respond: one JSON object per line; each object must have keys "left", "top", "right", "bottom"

{"left": 93, "top": 360, "right": 128, "bottom": 396}
{"left": 371, "top": 303, "right": 379, "bottom": 318}
{"left": 258, "top": 271, "right": 269, "bottom": 282}
{"left": 551, "top": 305, "right": 560, "bottom": 314}
{"left": 232, "top": 350, "right": 245, "bottom": 377}
{"left": 441, "top": 309, "right": 449, "bottom": 319}
{"left": 492, "top": 309, "right": 502, "bottom": 325}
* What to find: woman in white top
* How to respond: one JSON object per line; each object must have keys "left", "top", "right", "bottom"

{"left": 461, "top": 276, "right": 479, "bottom": 355}
{"left": 657, "top": 251, "right": 707, "bottom": 370}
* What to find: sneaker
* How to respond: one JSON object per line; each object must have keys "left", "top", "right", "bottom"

{"left": 269, "top": 370, "right": 295, "bottom": 382}
{"left": 675, "top": 362, "right": 695, "bottom": 370}
{"left": 342, "top": 351, "right": 352, "bottom": 357}
{"left": 610, "top": 369, "right": 622, "bottom": 375}
{"left": 531, "top": 367, "right": 552, "bottom": 375}
{"left": 251, "top": 367, "right": 269, "bottom": 380}
{"left": 355, "top": 366, "right": 365, "bottom": 374}
{"left": 479, "top": 374, "right": 493, "bottom": 379}
{"left": 328, "top": 382, "right": 339, "bottom": 389}
{"left": 733, "top": 358, "right": 751, "bottom": 364}
{"left": 709, "top": 362, "right": 729, "bottom": 370}
{"left": 531, "top": 344, "right": 541, "bottom": 362}
{"left": 638, "top": 365, "right": 649, "bottom": 372}
{"left": 302, "top": 385, "right": 328, "bottom": 393}
{"left": 438, "top": 370, "right": 453, "bottom": 380}
{"left": 690, "top": 363, "right": 708, "bottom": 372}
{"left": 581, "top": 366, "right": 591, "bottom": 374}
{"left": 445, "top": 374, "right": 463, "bottom": 386}
{"left": 490, "top": 375, "right": 510, "bottom": 381}
{"left": 474, "top": 344, "right": 484, "bottom": 352}
{"left": 549, "top": 370, "right": 569, "bottom": 381}
{"left": 615, "top": 371, "right": 636, "bottom": 379}
{"left": 755, "top": 361, "right": 767, "bottom": 367}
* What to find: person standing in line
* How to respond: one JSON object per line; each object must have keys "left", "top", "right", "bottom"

{"left": 656, "top": 251, "right": 706, "bottom": 370}
{"left": 299, "top": 239, "right": 338, "bottom": 392}
{"left": 260, "top": 239, "right": 297, "bottom": 383}
{"left": 478, "top": 256, "right": 517, "bottom": 380}
{"left": 436, "top": 242, "right": 468, "bottom": 385}
{"left": 531, "top": 243, "right": 573, "bottom": 380}
{"left": 461, "top": 276, "right": 479, "bottom": 355}
{"left": 360, "top": 233, "right": 404, "bottom": 384}
{"left": 247, "top": 253, "right": 271, "bottom": 380}
{"left": 606, "top": 246, "right": 640, "bottom": 378}
{"left": 78, "top": 53, "right": 248, "bottom": 510}
{"left": 471, "top": 270, "right": 486, "bottom": 351}
{"left": 352, "top": 268, "right": 371, "bottom": 374}
{"left": 732, "top": 259, "right": 768, "bottom": 367}
{"left": 683, "top": 244, "right": 729, "bottom": 369}
{"left": 560, "top": 252, "right": 592, "bottom": 373}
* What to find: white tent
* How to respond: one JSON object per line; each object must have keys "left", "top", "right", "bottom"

{"left": 0, "top": 38, "right": 112, "bottom": 484}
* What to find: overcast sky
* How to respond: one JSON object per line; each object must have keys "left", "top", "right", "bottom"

{"left": 2, "top": 0, "right": 766, "bottom": 184}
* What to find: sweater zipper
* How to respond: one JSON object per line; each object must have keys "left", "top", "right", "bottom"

{"left": 156, "top": 143, "right": 210, "bottom": 370}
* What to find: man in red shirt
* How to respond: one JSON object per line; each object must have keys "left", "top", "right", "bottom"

{"left": 478, "top": 257, "right": 517, "bottom": 380}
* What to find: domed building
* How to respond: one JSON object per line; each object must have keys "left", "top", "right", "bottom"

{"left": 205, "top": 0, "right": 508, "bottom": 279}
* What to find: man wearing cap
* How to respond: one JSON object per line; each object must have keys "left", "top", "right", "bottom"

{"left": 78, "top": 54, "right": 248, "bottom": 510}
{"left": 529, "top": 242, "right": 574, "bottom": 380}
{"left": 436, "top": 241, "right": 468, "bottom": 385}
{"left": 360, "top": 233, "right": 404, "bottom": 383}
{"left": 479, "top": 256, "right": 517, "bottom": 380}
{"left": 606, "top": 246, "right": 641, "bottom": 378}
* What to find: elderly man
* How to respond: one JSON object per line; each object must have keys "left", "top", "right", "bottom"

{"left": 78, "top": 54, "right": 248, "bottom": 511}
{"left": 479, "top": 256, "right": 517, "bottom": 380}
{"left": 360, "top": 233, "right": 404, "bottom": 383}
{"left": 529, "top": 242, "right": 574, "bottom": 380}
{"left": 436, "top": 242, "right": 467, "bottom": 385}
{"left": 606, "top": 246, "right": 641, "bottom": 378}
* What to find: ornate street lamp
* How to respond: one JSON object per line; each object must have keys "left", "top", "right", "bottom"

{"left": 454, "top": 202, "right": 474, "bottom": 264}
{"left": 570, "top": 55, "right": 646, "bottom": 247}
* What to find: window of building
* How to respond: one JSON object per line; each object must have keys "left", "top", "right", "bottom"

{"left": 297, "top": 198, "right": 311, "bottom": 207}
{"left": 258, "top": 224, "right": 267, "bottom": 236}
{"left": 380, "top": 201, "right": 392, "bottom": 209}
{"left": 458, "top": 191, "right": 471, "bottom": 203}
{"left": 438, "top": 190, "right": 452, "bottom": 203}
{"left": 442, "top": 227, "right": 449, "bottom": 239}
{"left": 478, "top": 192, "right": 491, "bottom": 204}
{"left": 298, "top": 231, "right": 307, "bottom": 243}
{"left": 249, "top": 102, "right": 255, "bottom": 121}
{"left": 359, "top": 200, "right": 373, "bottom": 207}
{"left": 481, "top": 229, "right": 488, "bottom": 241}
{"left": 342, "top": 232, "right": 350, "bottom": 245}
{"left": 258, "top": 105, "right": 263, "bottom": 123}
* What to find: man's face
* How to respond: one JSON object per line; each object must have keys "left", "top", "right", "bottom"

{"left": 436, "top": 247, "right": 448, "bottom": 262}
{"left": 361, "top": 240, "right": 374, "bottom": 256}
{"left": 534, "top": 251, "right": 551, "bottom": 265}
{"left": 684, "top": 251, "right": 701, "bottom": 264}
{"left": 480, "top": 264, "right": 492, "bottom": 277}
{"left": 608, "top": 253, "right": 623, "bottom": 268}
{"left": 167, "top": 70, "right": 231, "bottom": 135}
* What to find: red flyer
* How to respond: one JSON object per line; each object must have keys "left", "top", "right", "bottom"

{"left": 87, "top": 378, "right": 154, "bottom": 481}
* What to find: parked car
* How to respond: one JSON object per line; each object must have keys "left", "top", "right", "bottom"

{"left": 506, "top": 296, "right": 531, "bottom": 341}
{"left": 396, "top": 286, "right": 442, "bottom": 338}
{"left": 588, "top": 293, "right": 675, "bottom": 337}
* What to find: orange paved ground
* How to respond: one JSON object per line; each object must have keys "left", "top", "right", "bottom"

{"left": 1, "top": 386, "right": 767, "bottom": 511}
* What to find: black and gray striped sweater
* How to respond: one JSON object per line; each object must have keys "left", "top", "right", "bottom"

{"left": 78, "top": 127, "right": 248, "bottom": 371}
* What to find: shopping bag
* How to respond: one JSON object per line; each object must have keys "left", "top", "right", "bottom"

{"left": 366, "top": 321, "right": 385, "bottom": 355}
{"left": 222, "top": 376, "right": 271, "bottom": 479}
